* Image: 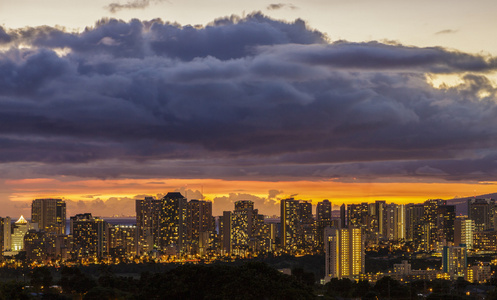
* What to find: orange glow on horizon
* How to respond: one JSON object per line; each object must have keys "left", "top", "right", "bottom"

{"left": 6, "top": 177, "right": 497, "bottom": 207}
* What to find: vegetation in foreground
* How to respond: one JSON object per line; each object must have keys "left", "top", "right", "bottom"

{"left": 0, "top": 257, "right": 495, "bottom": 300}
{"left": 0, "top": 262, "right": 315, "bottom": 300}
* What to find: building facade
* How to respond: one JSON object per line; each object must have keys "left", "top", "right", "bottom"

{"left": 31, "top": 198, "right": 66, "bottom": 235}
{"left": 454, "top": 218, "right": 474, "bottom": 249}
{"left": 468, "top": 199, "right": 494, "bottom": 232}
{"left": 186, "top": 199, "right": 213, "bottom": 254}
{"left": 317, "top": 200, "right": 332, "bottom": 221}
{"left": 136, "top": 197, "right": 161, "bottom": 254}
{"left": 71, "top": 213, "right": 108, "bottom": 259}
{"left": 159, "top": 192, "right": 188, "bottom": 255}
{"left": 281, "top": 198, "right": 299, "bottom": 251}
{"left": 325, "top": 226, "right": 364, "bottom": 280}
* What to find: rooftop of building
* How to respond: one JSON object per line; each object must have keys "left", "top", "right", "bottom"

{"left": 15, "top": 215, "right": 28, "bottom": 224}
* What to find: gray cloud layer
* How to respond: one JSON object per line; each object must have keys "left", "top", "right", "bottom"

{"left": 106, "top": 0, "right": 166, "bottom": 13}
{"left": 267, "top": 3, "right": 298, "bottom": 10}
{"left": 1, "top": 13, "right": 497, "bottom": 182}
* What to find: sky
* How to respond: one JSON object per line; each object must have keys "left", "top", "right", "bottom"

{"left": 1, "top": 0, "right": 497, "bottom": 218}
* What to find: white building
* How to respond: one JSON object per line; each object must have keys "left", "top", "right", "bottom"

{"left": 11, "top": 215, "right": 38, "bottom": 252}
{"left": 454, "top": 217, "right": 474, "bottom": 249}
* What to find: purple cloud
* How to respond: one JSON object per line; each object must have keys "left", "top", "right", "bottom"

{"left": 0, "top": 14, "right": 497, "bottom": 182}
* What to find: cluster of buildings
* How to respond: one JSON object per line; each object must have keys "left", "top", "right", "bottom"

{"left": 0, "top": 195, "right": 336, "bottom": 262}
{"left": 137, "top": 195, "right": 335, "bottom": 257}
{"left": 0, "top": 195, "right": 496, "bottom": 283}
{"left": 324, "top": 198, "right": 497, "bottom": 283}
{"left": 336, "top": 198, "right": 497, "bottom": 253}
{"left": 358, "top": 259, "right": 492, "bottom": 284}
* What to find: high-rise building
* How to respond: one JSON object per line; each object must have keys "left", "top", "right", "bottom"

{"left": 454, "top": 217, "right": 474, "bottom": 249}
{"left": 406, "top": 204, "right": 424, "bottom": 246}
{"left": 231, "top": 200, "right": 265, "bottom": 255}
{"left": 317, "top": 200, "right": 332, "bottom": 221}
{"left": 235, "top": 200, "right": 254, "bottom": 211}
{"left": 367, "top": 203, "right": 377, "bottom": 230}
{"left": 281, "top": 198, "right": 299, "bottom": 251}
{"left": 0, "top": 218, "right": 5, "bottom": 257}
{"left": 24, "top": 231, "right": 67, "bottom": 263}
{"left": 108, "top": 225, "right": 138, "bottom": 258}
{"left": 1, "top": 216, "right": 10, "bottom": 252}
{"left": 54, "top": 234, "right": 72, "bottom": 261}
{"left": 468, "top": 199, "right": 494, "bottom": 232}
{"left": 24, "top": 230, "right": 50, "bottom": 262}
{"left": 423, "top": 199, "right": 441, "bottom": 251}
{"left": 221, "top": 211, "right": 231, "bottom": 254}
{"left": 11, "top": 215, "right": 38, "bottom": 252}
{"left": 360, "top": 201, "right": 386, "bottom": 243}
{"left": 298, "top": 201, "right": 315, "bottom": 250}
{"left": 24, "top": 231, "right": 64, "bottom": 263}
{"left": 384, "top": 204, "right": 396, "bottom": 240}
{"left": 186, "top": 200, "right": 213, "bottom": 254}
{"left": 375, "top": 201, "right": 386, "bottom": 238}
{"left": 31, "top": 198, "right": 66, "bottom": 235}
{"left": 236, "top": 200, "right": 263, "bottom": 237}
{"left": 396, "top": 204, "right": 406, "bottom": 241}
{"left": 71, "top": 213, "right": 108, "bottom": 259}
{"left": 136, "top": 197, "right": 161, "bottom": 254}
{"left": 325, "top": 226, "right": 364, "bottom": 280}
{"left": 384, "top": 203, "right": 405, "bottom": 241}
{"left": 473, "top": 230, "right": 497, "bottom": 251}
{"left": 298, "top": 201, "right": 313, "bottom": 224}
{"left": 316, "top": 219, "right": 338, "bottom": 250}
{"left": 340, "top": 204, "right": 346, "bottom": 229}
{"left": 438, "top": 204, "right": 455, "bottom": 243}
{"left": 230, "top": 204, "right": 253, "bottom": 255}
{"left": 347, "top": 203, "right": 369, "bottom": 229}
{"left": 159, "top": 192, "right": 187, "bottom": 255}
{"left": 250, "top": 212, "right": 267, "bottom": 252}
{"left": 258, "top": 222, "right": 277, "bottom": 252}
{"left": 361, "top": 201, "right": 386, "bottom": 239}
{"left": 219, "top": 200, "right": 262, "bottom": 255}
{"left": 442, "top": 245, "right": 467, "bottom": 280}
{"left": 325, "top": 227, "right": 339, "bottom": 279}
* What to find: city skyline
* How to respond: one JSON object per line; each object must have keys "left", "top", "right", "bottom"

{"left": 6, "top": 194, "right": 494, "bottom": 272}
{"left": 2, "top": 192, "right": 497, "bottom": 289}
{"left": 1, "top": 2, "right": 497, "bottom": 218}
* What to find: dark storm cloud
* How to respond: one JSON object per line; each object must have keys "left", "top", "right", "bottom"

{"left": 6, "top": 14, "right": 326, "bottom": 60}
{"left": 262, "top": 42, "right": 497, "bottom": 73}
{"left": 0, "top": 49, "right": 71, "bottom": 95}
{"left": 0, "top": 27, "right": 12, "bottom": 43}
{"left": 1, "top": 14, "right": 497, "bottom": 182}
